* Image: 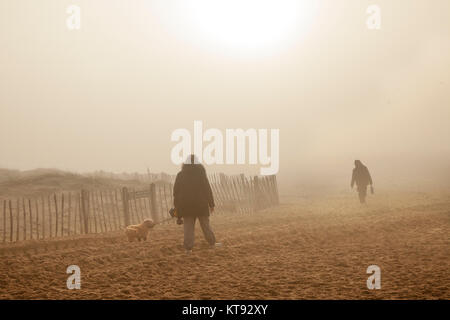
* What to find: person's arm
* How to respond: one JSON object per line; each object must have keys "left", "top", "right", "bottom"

{"left": 173, "top": 172, "right": 181, "bottom": 209}
{"left": 202, "top": 170, "right": 215, "bottom": 209}
{"left": 351, "top": 169, "right": 356, "bottom": 188}
{"left": 367, "top": 168, "right": 373, "bottom": 185}
{"left": 367, "top": 168, "right": 374, "bottom": 194}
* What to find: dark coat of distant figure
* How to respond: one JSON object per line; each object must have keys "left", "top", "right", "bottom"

{"left": 173, "top": 155, "right": 217, "bottom": 251}
{"left": 351, "top": 160, "right": 373, "bottom": 204}
{"left": 173, "top": 159, "right": 215, "bottom": 217}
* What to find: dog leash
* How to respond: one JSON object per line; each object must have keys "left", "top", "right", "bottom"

{"left": 156, "top": 217, "right": 175, "bottom": 225}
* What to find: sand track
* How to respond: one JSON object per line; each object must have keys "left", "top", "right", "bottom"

{"left": 0, "top": 192, "right": 449, "bottom": 299}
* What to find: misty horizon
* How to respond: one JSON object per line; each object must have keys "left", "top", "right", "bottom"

{"left": 1, "top": 0, "right": 450, "bottom": 185}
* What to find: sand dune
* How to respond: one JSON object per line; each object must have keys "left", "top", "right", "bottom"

{"left": 0, "top": 191, "right": 448, "bottom": 299}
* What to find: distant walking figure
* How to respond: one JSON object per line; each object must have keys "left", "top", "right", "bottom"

{"left": 173, "top": 154, "right": 219, "bottom": 253}
{"left": 351, "top": 160, "right": 373, "bottom": 204}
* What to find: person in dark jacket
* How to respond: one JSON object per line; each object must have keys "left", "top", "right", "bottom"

{"left": 173, "top": 154, "right": 219, "bottom": 253}
{"left": 351, "top": 160, "right": 373, "bottom": 204}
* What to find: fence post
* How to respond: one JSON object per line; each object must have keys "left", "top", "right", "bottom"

{"left": 253, "top": 176, "right": 261, "bottom": 211}
{"left": 48, "top": 195, "right": 52, "bottom": 238}
{"left": 80, "top": 189, "right": 90, "bottom": 234}
{"left": 261, "top": 176, "right": 271, "bottom": 208}
{"left": 242, "top": 176, "right": 252, "bottom": 213}
{"left": 16, "top": 199, "right": 20, "bottom": 241}
{"left": 9, "top": 200, "right": 13, "bottom": 242}
{"left": 108, "top": 191, "right": 118, "bottom": 230}
{"left": 114, "top": 190, "right": 121, "bottom": 228}
{"left": 61, "top": 193, "right": 65, "bottom": 236}
{"left": 28, "top": 199, "right": 33, "bottom": 240}
{"left": 67, "top": 193, "right": 72, "bottom": 236}
{"left": 150, "top": 183, "right": 158, "bottom": 222}
{"left": 122, "top": 187, "right": 130, "bottom": 227}
{"left": 99, "top": 192, "right": 108, "bottom": 232}
{"left": 54, "top": 194, "right": 59, "bottom": 237}
{"left": 22, "top": 198, "right": 26, "bottom": 241}
{"left": 77, "top": 192, "right": 82, "bottom": 234}
{"left": 35, "top": 199, "right": 39, "bottom": 240}
{"left": 90, "top": 192, "right": 98, "bottom": 233}
{"left": 241, "top": 174, "right": 250, "bottom": 213}
{"left": 41, "top": 196, "right": 45, "bottom": 239}
{"left": 158, "top": 185, "right": 166, "bottom": 223}
{"left": 163, "top": 184, "right": 170, "bottom": 222}
{"left": 272, "top": 175, "right": 280, "bottom": 205}
{"left": 2, "top": 200, "right": 5, "bottom": 243}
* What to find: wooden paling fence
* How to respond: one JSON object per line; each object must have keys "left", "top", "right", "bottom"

{"left": 0, "top": 174, "right": 279, "bottom": 243}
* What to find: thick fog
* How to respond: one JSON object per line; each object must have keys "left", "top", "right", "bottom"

{"left": 1, "top": 0, "right": 449, "bottom": 190}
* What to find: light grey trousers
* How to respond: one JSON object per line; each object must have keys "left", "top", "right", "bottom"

{"left": 183, "top": 216, "right": 216, "bottom": 250}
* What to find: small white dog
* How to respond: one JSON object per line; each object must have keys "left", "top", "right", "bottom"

{"left": 125, "top": 219, "right": 156, "bottom": 242}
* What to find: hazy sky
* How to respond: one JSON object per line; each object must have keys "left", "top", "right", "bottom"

{"left": 1, "top": 0, "right": 449, "bottom": 182}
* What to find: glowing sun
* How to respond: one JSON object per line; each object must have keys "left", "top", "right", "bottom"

{"left": 159, "top": 0, "right": 319, "bottom": 53}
